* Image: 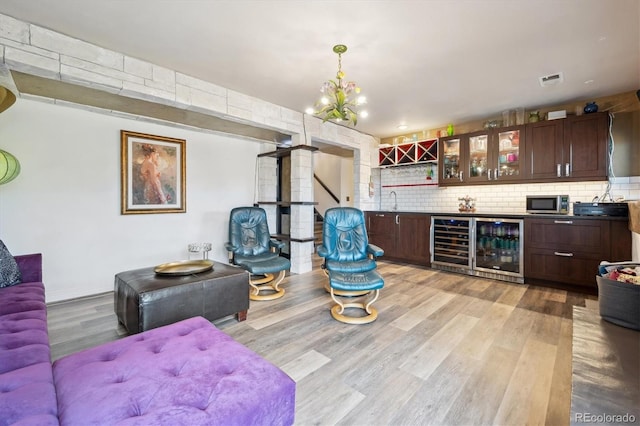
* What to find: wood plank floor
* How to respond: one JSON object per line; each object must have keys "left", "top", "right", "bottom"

{"left": 46, "top": 260, "right": 598, "bottom": 426}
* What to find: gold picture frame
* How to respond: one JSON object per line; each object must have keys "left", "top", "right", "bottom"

{"left": 120, "top": 130, "right": 186, "bottom": 214}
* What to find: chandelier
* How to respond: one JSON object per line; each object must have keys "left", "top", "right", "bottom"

{"left": 309, "top": 44, "right": 367, "bottom": 126}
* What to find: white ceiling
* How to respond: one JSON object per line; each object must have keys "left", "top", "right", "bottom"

{"left": 0, "top": 0, "right": 638, "bottom": 139}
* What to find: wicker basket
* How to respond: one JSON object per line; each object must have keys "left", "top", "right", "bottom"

{"left": 596, "top": 275, "right": 640, "bottom": 330}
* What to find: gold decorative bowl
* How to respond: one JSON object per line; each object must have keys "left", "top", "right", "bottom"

{"left": 154, "top": 259, "right": 214, "bottom": 276}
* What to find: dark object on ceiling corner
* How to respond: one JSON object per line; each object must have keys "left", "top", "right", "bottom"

{"left": 0, "top": 86, "right": 17, "bottom": 114}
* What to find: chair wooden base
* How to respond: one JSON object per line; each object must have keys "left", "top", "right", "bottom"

{"left": 249, "top": 270, "right": 286, "bottom": 301}
{"left": 329, "top": 288, "right": 380, "bottom": 324}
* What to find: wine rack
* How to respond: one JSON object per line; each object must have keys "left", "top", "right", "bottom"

{"left": 378, "top": 139, "right": 437, "bottom": 167}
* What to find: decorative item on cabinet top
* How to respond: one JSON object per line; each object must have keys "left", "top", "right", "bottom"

{"left": 378, "top": 139, "right": 437, "bottom": 167}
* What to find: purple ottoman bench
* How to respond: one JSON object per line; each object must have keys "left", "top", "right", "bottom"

{"left": 52, "top": 316, "right": 296, "bottom": 425}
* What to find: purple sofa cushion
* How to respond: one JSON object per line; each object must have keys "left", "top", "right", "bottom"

{"left": 14, "top": 254, "right": 43, "bottom": 284}
{"left": 53, "top": 316, "right": 295, "bottom": 425}
{"left": 0, "top": 363, "right": 59, "bottom": 426}
{"left": 0, "top": 281, "right": 59, "bottom": 426}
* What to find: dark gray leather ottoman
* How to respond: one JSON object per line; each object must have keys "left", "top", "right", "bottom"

{"left": 114, "top": 261, "right": 249, "bottom": 334}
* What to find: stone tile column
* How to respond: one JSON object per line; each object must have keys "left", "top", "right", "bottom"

{"left": 289, "top": 143, "right": 317, "bottom": 274}
{"left": 257, "top": 152, "right": 278, "bottom": 232}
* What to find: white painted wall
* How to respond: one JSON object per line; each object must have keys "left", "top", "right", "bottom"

{"left": 0, "top": 99, "right": 264, "bottom": 302}
{"left": 312, "top": 152, "right": 355, "bottom": 213}
{"left": 313, "top": 152, "right": 342, "bottom": 215}
{"left": 341, "top": 158, "right": 354, "bottom": 207}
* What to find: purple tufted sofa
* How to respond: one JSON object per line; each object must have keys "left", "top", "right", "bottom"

{"left": 0, "top": 254, "right": 296, "bottom": 425}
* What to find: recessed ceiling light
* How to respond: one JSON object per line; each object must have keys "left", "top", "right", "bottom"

{"left": 397, "top": 124, "right": 408, "bottom": 130}
{"left": 305, "top": 107, "right": 314, "bottom": 114}
{"left": 584, "top": 79, "right": 594, "bottom": 85}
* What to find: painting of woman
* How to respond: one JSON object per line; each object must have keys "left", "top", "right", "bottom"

{"left": 121, "top": 130, "right": 185, "bottom": 214}
{"left": 140, "top": 144, "right": 168, "bottom": 204}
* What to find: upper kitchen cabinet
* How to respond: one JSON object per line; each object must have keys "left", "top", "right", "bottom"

{"left": 439, "top": 126, "right": 525, "bottom": 186}
{"left": 525, "top": 112, "right": 608, "bottom": 182}
{"left": 563, "top": 112, "right": 609, "bottom": 179}
{"left": 525, "top": 119, "right": 564, "bottom": 180}
{"left": 468, "top": 126, "right": 525, "bottom": 184}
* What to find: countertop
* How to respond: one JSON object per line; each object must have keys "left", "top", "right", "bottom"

{"left": 365, "top": 210, "right": 630, "bottom": 221}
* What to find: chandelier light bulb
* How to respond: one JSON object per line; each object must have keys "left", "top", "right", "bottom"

{"left": 359, "top": 110, "right": 369, "bottom": 118}
{"left": 320, "top": 96, "right": 329, "bottom": 105}
{"left": 357, "top": 96, "right": 367, "bottom": 105}
{"left": 305, "top": 107, "right": 315, "bottom": 115}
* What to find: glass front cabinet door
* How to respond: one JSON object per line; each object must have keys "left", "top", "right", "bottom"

{"left": 467, "top": 132, "right": 490, "bottom": 183}
{"left": 495, "top": 127, "right": 524, "bottom": 182}
{"left": 439, "top": 136, "right": 464, "bottom": 184}
{"left": 469, "top": 126, "right": 525, "bottom": 184}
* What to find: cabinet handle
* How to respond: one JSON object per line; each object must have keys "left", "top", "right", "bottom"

{"left": 395, "top": 215, "right": 399, "bottom": 225}
{"left": 565, "top": 163, "right": 570, "bottom": 177}
{"left": 557, "top": 164, "right": 561, "bottom": 178}
{"left": 375, "top": 214, "right": 385, "bottom": 217}
{"left": 459, "top": 171, "right": 464, "bottom": 181}
{"left": 554, "top": 251, "right": 574, "bottom": 257}
{"left": 487, "top": 169, "right": 492, "bottom": 180}
{"left": 553, "top": 220, "right": 573, "bottom": 224}
{"left": 494, "top": 168, "right": 499, "bottom": 179}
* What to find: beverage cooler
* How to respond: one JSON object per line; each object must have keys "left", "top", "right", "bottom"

{"left": 431, "top": 216, "right": 524, "bottom": 283}
{"left": 474, "top": 218, "right": 523, "bottom": 283}
{"left": 431, "top": 217, "right": 472, "bottom": 272}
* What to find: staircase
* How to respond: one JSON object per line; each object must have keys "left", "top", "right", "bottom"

{"left": 313, "top": 210, "right": 324, "bottom": 269}
{"left": 314, "top": 209, "right": 324, "bottom": 248}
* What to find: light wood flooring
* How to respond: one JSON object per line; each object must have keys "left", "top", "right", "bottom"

{"left": 46, "top": 260, "right": 599, "bottom": 426}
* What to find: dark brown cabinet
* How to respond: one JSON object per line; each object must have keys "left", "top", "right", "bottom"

{"left": 367, "top": 212, "right": 397, "bottom": 256}
{"left": 439, "top": 113, "right": 608, "bottom": 186}
{"left": 524, "top": 217, "right": 630, "bottom": 290}
{"left": 525, "top": 112, "right": 608, "bottom": 182}
{"left": 468, "top": 126, "right": 526, "bottom": 184}
{"left": 525, "top": 119, "right": 564, "bottom": 180}
{"left": 440, "top": 125, "right": 527, "bottom": 186}
{"left": 366, "top": 212, "right": 430, "bottom": 266}
{"left": 563, "top": 112, "right": 609, "bottom": 179}
{"left": 395, "top": 213, "right": 431, "bottom": 265}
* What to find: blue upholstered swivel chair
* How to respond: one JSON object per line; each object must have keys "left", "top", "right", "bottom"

{"left": 317, "top": 207, "right": 385, "bottom": 324}
{"left": 225, "top": 207, "right": 291, "bottom": 301}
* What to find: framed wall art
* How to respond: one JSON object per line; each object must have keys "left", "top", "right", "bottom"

{"left": 120, "top": 130, "right": 186, "bottom": 214}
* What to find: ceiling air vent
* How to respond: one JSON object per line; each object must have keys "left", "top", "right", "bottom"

{"left": 539, "top": 72, "right": 564, "bottom": 87}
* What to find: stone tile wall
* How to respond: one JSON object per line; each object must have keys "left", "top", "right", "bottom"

{"left": 0, "top": 12, "right": 378, "bottom": 275}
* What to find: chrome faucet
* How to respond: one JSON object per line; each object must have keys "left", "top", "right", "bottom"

{"left": 390, "top": 191, "right": 397, "bottom": 211}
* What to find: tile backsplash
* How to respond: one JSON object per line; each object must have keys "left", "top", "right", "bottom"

{"left": 374, "top": 164, "right": 639, "bottom": 214}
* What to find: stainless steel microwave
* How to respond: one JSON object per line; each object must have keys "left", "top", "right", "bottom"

{"left": 526, "top": 195, "right": 570, "bottom": 214}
